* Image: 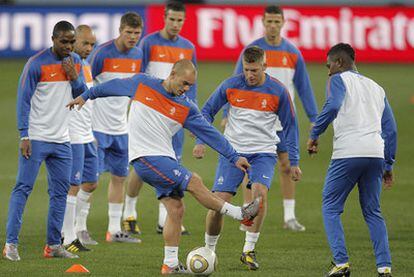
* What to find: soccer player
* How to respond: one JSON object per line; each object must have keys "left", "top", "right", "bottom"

{"left": 3, "top": 21, "right": 86, "bottom": 261}
{"left": 122, "top": 0, "right": 196, "bottom": 236}
{"left": 223, "top": 5, "right": 318, "bottom": 232}
{"left": 87, "top": 12, "right": 143, "bottom": 243}
{"left": 307, "top": 43, "right": 396, "bottom": 277}
{"left": 193, "top": 46, "right": 301, "bottom": 270}
{"left": 61, "top": 25, "right": 97, "bottom": 251}
{"left": 67, "top": 59, "right": 262, "bottom": 274}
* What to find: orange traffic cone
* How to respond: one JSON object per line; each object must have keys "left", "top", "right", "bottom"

{"left": 65, "top": 264, "right": 90, "bottom": 273}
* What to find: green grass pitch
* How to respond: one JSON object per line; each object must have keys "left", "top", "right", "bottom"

{"left": 0, "top": 60, "right": 413, "bottom": 276}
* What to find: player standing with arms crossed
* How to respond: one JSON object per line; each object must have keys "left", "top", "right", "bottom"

{"left": 68, "top": 59, "right": 262, "bottom": 274}
{"left": 122, "top": 1, "right": 196, "bottom": 236}
{"left": 223, "top": 5, "right": 318, "bottom": 232}
{"left": 87, "top": 12, "right": 143, "bottom": 243}
{"left": 193, "top": 46, "right": 301, "bottom": 270}
{"left": 307, "top": 43, "right": 396, "bottom": 277}
{"left": 3, "top": 21, "right": 86, "bottom": 261}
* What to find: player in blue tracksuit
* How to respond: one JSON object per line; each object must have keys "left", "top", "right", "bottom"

{"left": 67, "top": 59, "right": 262, "bottom": 274}
{"left": 307, "top": 43, "right": 396, "bottom": 277}
{"left": 3, "top": 21, "right": 87, "bottom": 261}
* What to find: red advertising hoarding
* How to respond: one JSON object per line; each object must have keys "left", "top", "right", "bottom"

{"left": 147, "top": 5, "right": 414, "bottom": 63}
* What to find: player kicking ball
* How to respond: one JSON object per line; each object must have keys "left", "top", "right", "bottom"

{"left": 67, "top": 59, "right": 262, "bottom": 274}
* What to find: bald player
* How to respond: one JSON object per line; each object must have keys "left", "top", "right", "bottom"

{"left": 67, "top": 59, "right": 262, "bottom": 274}
{"left": 61, "top": 25, "right": 97, "bottom": 252}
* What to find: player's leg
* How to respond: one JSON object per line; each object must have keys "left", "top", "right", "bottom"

{"left": 160, "top": 196, "right": 186, "bottom": 273}
{"left": 62, "top": 144, "right": 83, "bottom": 247}
{"left": 205, "top": 154, "right": 244, "bottom": 252}
{"left": 75, "top": 142, "right": 99, "bottom": 245}
{"left": 131, "top": 156, "right": 188, "bottom": 274}
{"left": 205, "top": 192, "right": 233, "bottom": 252}
{"left": 278, "top": 149, "right": 305, "bottom": 231}
{"left": 241, "top": 153, "right": 276, "bottom": 270}
{"left": 43, "top": 142, "right": 78, "bottom": 259}
{"left": 323, "top": 158, "right": 361, "bottom": 276}
{"left": 4, "top": 140, "right": 45, "bottom": 261}
{"left": 358, "top": 158, "right": 392, "bottom": 275}
{"left": 158, "top": 129, "right": 188, "bottom": 235}
{"left": 106, "top": 134, "right": 138, "bottom": 242}
{"left": 122, "top": 169, "right": 144, "bottom": 235}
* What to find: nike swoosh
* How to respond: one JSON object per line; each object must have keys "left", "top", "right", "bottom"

{"left": 113, "top": 65, "right": 120, "bottom": 69}
{"left": 159, "top": 54, "right": 166, "bottom": 58}
{"left": 50, "top": 73, "right": 57, "bottom": 77}
{"left": 236, "top": 99, "right": 245, "bottom": 103}
{"left": 145, "top": 97, "right": 154, "bottom": 101}
{"left": 263, "top": 175, "right": 270, "bottom": 179}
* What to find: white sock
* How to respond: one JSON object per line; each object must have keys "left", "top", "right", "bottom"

{"left": 158, "top": 202, "right": 168, "bottom": 227}
{"left": 336, "top": 262, "right": 348, "bottom": 267}
{"left": 205, "top": 233, "right": 220, "bottom": 252}
{"left": 283, "top": 199, "right": 295, "bottom": 222}
{"left": 163, "top": 246, "right": 179, "bottom": 267}
{"left": 108, "top": 203, "right": 123, "bottom": 234}
{"left": 220, "top": 202, "right": 243, "bottom": 220}
{"left": 123, "top": 195, "right": 138, "bottom": 220}
{"left": 243, "top": 231, "right": 260, "bottom": 252}
{"left": 62, "top": 195, "right": 77, "bottom": 245}
{"left": 75, "top": 202, "right": 90, "bottom": 233}
{"left": 75, "top": 189, "right": 91, "bottom": 232}
{"left": 378, "top": 267, "right": 391, "bottom": 273}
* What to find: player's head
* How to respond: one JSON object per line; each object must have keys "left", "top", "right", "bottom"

{"left": 242, "top": 46, "right": 267, "bottom": 86}
{"left": 163, "top": 1, "right": 186, "bottom": 39}
{"left": 326, "top": 43, "right": 356, "bottom": 76}
{"left": 262, "top": 5, "right": 284, "bottom": 41}
{"left": 52, "top": 21, "right": 76, "bottom": 59}
{"left": 74, "top": 25, "right": 96, "bottom": 59}
{"left": 118, "top": 12, "right": 143, "bottom": 50}
{"left": 168, "top": 59, "right": 196, "bottom": 96}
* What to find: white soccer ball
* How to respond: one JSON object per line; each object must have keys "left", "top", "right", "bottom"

{"left": 186, "top": 246, "right": 217, "bottom": 275}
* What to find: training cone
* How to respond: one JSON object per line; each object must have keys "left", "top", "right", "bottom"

{"left": 65, "top": 264, "right": 90, "bottom": 273}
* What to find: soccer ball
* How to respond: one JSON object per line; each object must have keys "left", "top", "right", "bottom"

{"left": 186, "top": 247, "right": 217, "bottom": 275}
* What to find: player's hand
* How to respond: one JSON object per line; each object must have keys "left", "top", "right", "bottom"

{"left": 290, "top": 166, "right": 302, "bottom": 182}
{"left": 62, "top": 56, "right": 79, "bottom": 81}
{"left": 220, "top": 118, "right": 228, "bottom": 131}
{"left": 307, "top": 138, "right": 318, "bottom": 156}
{"left": 20, "top": 139, "right": 31, "bottom": 159}
{"left": 235, "top": 157, "right": 250, "bottom": 173}
{"left": 67, "top": 96, "right": 86, "bottom": 110}
{"left": 192, "top": 144, "right": 206, "bottom": 159}
{"left": 383, "top": 170, "right": 393, "bottom": 189}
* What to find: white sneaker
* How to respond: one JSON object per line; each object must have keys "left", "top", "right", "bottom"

{"left": 283, "top": 218, "right": 306, "bottom": 232}
{"left": 3, "top": 243, "right": 21, "bottom": 261}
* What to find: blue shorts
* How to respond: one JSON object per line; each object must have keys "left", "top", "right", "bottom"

{"left": 212, "top": 153, "right": 277, "bottom": 195}
{"left": 93, "top": 131, "right": 129, "bottom": 177}
{"left": 70, "top": 142, "right": 99, "bottom": 185}
{"left": 131, "top": 156, "right": 192, "bottom": 199}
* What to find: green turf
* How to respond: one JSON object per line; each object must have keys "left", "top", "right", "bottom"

{"left": 0, "top": 60, "right": 413, "bottom": 276}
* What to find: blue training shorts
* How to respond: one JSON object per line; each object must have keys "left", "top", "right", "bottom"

{"left": 93, "top": 131, "right": 129, "bottom": 177}
{"left": 212, "top": 153, "right": 277, "bottom": 195}
{"left": 131, "top": 156, "right": 192, "bottom": 199}
{"left": 70, "top": 142, "right": 99, "bottom": 185}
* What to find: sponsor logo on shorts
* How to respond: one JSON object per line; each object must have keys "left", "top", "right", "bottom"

{"left": 217, "top": 176, "right": 224, "bottom": 185}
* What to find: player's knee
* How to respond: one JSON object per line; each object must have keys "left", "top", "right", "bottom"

{"left": 68, "top": 185, "right": 80, "bottom": 196}
{"left": 279, "top": 161, "right": 291, "bottom": 175}
{"left": 168, "top": 201, "right": 185, "bottom": 220}
{"left": 82, "top": 182, "right": 97, "bottom": 192}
